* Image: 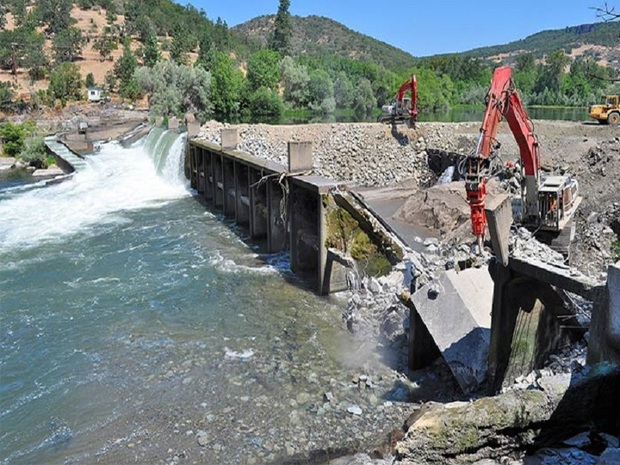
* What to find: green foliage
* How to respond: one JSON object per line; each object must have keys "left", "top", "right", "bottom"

{"left": 613, "top": 241, "right": 620, "bottom": 262}
{"left": 270, "top": 0, "right": 292, "bottom": 56}
{"left": 52, "top": 27, "right": 85, "bottom": 63}
{"left": 281, "top": 56, "right": 310, "bottom": 108}
{"left": 85, "top": 72, "right": 96, "bottom": 88}
{"left": 210, "top": 51, "right": 244, "bottom": 116}
{"left": 36, "top": 0, "right": 74, "bottom": 34}
{"left": 463, "top": 22, "right": 620, "bottom": 59}
{"left": 0, "top": 122, "right": 29, "bottom": 157}
{"left": 0, "top": 28, "right": 47, "bottom": 76}
{"left": 197, "top": 34, "right": 217, "bottom": 70}
{"left": 114, "top": 42, "right": 138, "bottom": 96}
{"left": 0, "top": 82, "right": 15, "bottom": 111}
{"left": 143, "top": 33, "right": 161, "bottom": 67}
{"left": 134, "top": 60, "right": 211, "bottom": 120}
{"left": 0, "top": 4, "right": 6, "bottom": 29}
{"left": 246, "top": 87, "right": 283, "bottom": 118}
{"left": 93, "top": 34, "right": 118, "bottom": 61}
{"left": 247, "top": 49, "right": 281, "bottom": 92}
{"left": 352, "top": 78, "right": 376, "bottom": 116}
{"left": 48, "top": 62, "right": 82, "bottom": 103}
{"left": 333, "top": 71, "right": 354, "bottom": 108}
{"left": 18, "top": 135, "right": 48, "bottom": 168}
{"left": 307, "top": 68, "right": 335, "bottom": 113}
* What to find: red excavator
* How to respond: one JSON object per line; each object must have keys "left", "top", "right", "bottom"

{"left": 378, "top": 75, "right": 418, "bottom": 126}
{"left": 464, "top": 66, "right": 581, "bottom": 251}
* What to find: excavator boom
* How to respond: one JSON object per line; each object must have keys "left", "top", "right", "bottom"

{"left": 465, "top": 66, "right": 579, "bottom": 250}
{"left": 378, "top": 75, "right": 418, "bottom": 126}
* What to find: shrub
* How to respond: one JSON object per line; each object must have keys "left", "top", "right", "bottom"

{"left": 18, "top": 135, "right": 48, "bottom": 168}
{"left": 247, "top": 87, "right": 283, "bottom": 117}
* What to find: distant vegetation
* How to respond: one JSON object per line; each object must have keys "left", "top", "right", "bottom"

{"left": 0, "top": 0, "right": 619, "bottom": 126}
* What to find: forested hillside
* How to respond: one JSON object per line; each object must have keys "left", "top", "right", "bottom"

{"left": 0, "top": 0, "right": 619, "bottom": 125}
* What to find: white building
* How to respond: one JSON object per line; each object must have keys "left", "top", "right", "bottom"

{"left": 87, "top": 87, "right": 103, "bottom": 103}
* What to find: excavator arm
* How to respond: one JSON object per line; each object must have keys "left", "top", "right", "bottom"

{"left": 378, "top": 75, "right": 418, "bottom": 126}
{"left": 465, "top": 66, "right": 541, "bottom": 248}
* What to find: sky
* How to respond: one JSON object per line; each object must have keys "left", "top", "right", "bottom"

{"left": 185, "top": 0, "right": 612, "bottom": 56}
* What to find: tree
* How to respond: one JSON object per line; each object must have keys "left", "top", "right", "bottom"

{"left": 307, "top": 68, "right": 335, "bottom": 113}
{"left": 247, "top": 87, "right": 284, "bottom": 118}
{"left": 85, "top": 72, "right": 96, "bottom": 88}
{"left": 135, "top": 61, "right": 211, "bottom": 120}
{"left": 52, "top": 27, "right": 85, "bottom": 63}
{"left": 281, "top": 56, "right": 309, "bottom": 108}
{"left": 48, "top": 62, "right": 82, "bottom": 103}
{"left": 270, "top": 0, "right": 292, "bottom": 56}
{"left": 197, "top": 34, "right": 217, "bottom": 71}
{"left": 352, "top": 78, "right": 376, "bottom": 116}
{"left": 210, "top": 51, "right": 244, "bottom": 116}
{"left": 93, "top": 34, "right": 118, "bottom": 61}
{"left": 0, "top": 4, "right": 6, "bottom": 30}
{"left": 334, "top": 71, "right": 354, "bottom": 109}
{"left": 143, "top": 33, "right": 161, "bottom": 67}
{"left": 114, "top": 42, "right": 138, "bottom": 96}
{"left": 0, "top": 82, "right": 15, "bottom": 112}
{"left": 36, "top": 0, "right": 74, "bottom": 34}
{"left": 0, "top": 122, "right": 28, "bottom": 157}
{"left": 246, "top": 49, "right": 281, "bottom": 92}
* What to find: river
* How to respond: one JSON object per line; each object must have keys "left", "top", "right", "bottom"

{"left": 0, "top": 131, "right": 413, "bottom": 464}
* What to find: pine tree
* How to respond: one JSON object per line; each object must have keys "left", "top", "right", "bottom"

{"left": 143, "top": 33, "right": 161, "bottom": 67}
{"left": 270, "top": 0, "right": 292, "bottom": 56}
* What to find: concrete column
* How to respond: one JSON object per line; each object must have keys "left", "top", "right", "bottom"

{"left": 204, "top": 149, "right": 214, "bottom": 202}
{"left": 288, "top": 141, "right": 313, "bottom": 172}
{"left": 223, "top": 158, "right": 235, "bottom": 217}
{"left": 235, "top": 162, "right": 250, "bottom": 225}
{"left": 249, "top": 170, "right": 268, "bottom": 239}
{"left": 588, "top": 263, "right": 620, "bottom": 365}
{"left": 485, "top": 194, "right": 513, "bottom": 266}
{"left": 267, "top": 179, "right": 287, "bottom": 253}
{"left": 213, "top": 155, "right": 223, "bottom": 209}
{"left": 168, "top": 116, "right": 179, "bottom": 130}
{"left": 221, "top": 128, "right": 238, "bottom": 150}
{"left": 196, "top": 148, "right": 205, "bottom": 194}
{"left": 318, "top": 195, "right": 328, "bottom": 295}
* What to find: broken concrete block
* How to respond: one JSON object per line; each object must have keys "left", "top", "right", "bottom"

{"left": 221, "top": 128, "right": 238, "bottom": 150}
{"left": 410, "top": 267, "right": 493, "bottom": 393}
{"left": 485, "top": 194, "right": 512, "bottom": 266}
{"left": 288, "top": 141, "right": 313, "bottom": 172}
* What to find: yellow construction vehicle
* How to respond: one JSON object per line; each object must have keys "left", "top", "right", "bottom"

{"left": 588, "top": 94, "right": 620, "bottom": 125}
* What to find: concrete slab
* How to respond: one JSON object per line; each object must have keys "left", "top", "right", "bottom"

{"left": 411, "top": 267, "right": 493, "bottom": 393}
{"left": 485, "top": 194, "right": 512, "bottom": 266}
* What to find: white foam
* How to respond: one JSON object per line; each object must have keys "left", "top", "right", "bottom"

{"left": 224, "top": 347, "right": 255, "bottom": 359}
{"left": 0, "top": 134, "right": 190, "bottom": 255}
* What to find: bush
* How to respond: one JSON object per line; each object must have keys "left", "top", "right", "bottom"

{"left": 0, "top": 122, "right": 27, "bottom": 157}
{"left": 247, "top": 87, "right": 283, "bottom": 117}
{"left": 18, "top": 136, "right": 49, "bottom": 168}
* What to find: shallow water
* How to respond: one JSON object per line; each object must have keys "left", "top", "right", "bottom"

{"left": 0, "top": 132, "right": 412, "bottom": 464}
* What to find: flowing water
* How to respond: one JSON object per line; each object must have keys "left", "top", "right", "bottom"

{"left": 0, "top": 131, "right": 411, "bottom": 464}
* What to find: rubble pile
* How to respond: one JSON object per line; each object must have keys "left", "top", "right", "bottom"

{"left": 196, "top": 121, "right": 435, "bottom": 187}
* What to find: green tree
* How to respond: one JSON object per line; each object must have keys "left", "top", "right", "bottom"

{"left": 210, "top": 51, "right": 244, "bottom": 116}
{"left": 281, "top": 56, "right": 309, "bottom": 108}
{"left": 135, "top": 61, "right": 211, "bottom": 119}
{"left": 0, "top": 4, "right": 6, "bottom": 29}
{"left": 514, "top": 53, "right": 537, "bottom": 95}
{"left": 247, "top": 86, "right": 284, "bottom": 118}
{"left": 0, "top": 82, "right": 15, "bottom": 111}
{"left": 535, "top": 50, "right": 570, "bottom": 94}
{"left": 197, "top": 34, "right": 217, "bottom": 70}
{"left": 334, "top": 71, "right": 354, "bottom": 109}
{"left": 48, "top": 62, "right": 82, "bottom": 103}
{"left": 143, "top": 33, "right": 161, "bottom": 67}
{"left": 93, "top": 34, "right": 118, "bottom": 61}
{"left": 246, "top": 49, "right": 281, "bottom": 92}
{"left": 52, "top": 27, "right": 85, "bottom": 63}
{"left": 307, "top": 68, "right": 335, "bottom": 113}
{"left": 114, "top": 42, "right": 138, "bottom": 95}
{"left": 18, "top": 135, "right": 49, "bottom": 168}
{"left": 270, "top": 0, "right": 292, "bottom": 56}
{"left": 352, "top": 78, "right": 376, "bottom": 116}
{"left": 36, "top": 0, "right": 74, "bottom": 34}
{"left": 0, "top": 122, "right": 28, "bottom": 157}
{"left": 85, "top": 72, "right": 96, "bottom": 88}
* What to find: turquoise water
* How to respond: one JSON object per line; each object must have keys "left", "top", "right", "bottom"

{"left": 0, "top": 132, "right": 408, "bottom": 464}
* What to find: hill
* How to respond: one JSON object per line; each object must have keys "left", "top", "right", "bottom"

{"left": 461, "top": 22, "right": 620, "bottom": 69}
{"left": 233, "top": 15, "right": 416, "bottom": 71}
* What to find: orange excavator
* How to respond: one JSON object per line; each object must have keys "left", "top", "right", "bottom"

{"left": 464, "top": 66, "right": 580, "bottom": 251}
{"left": 378, "top": 75, "right": 418, "bottom": 126}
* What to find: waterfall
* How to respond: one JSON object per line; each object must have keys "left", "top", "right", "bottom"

{"left": 140, "top": 128, "right": 188, "bottom": 186}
